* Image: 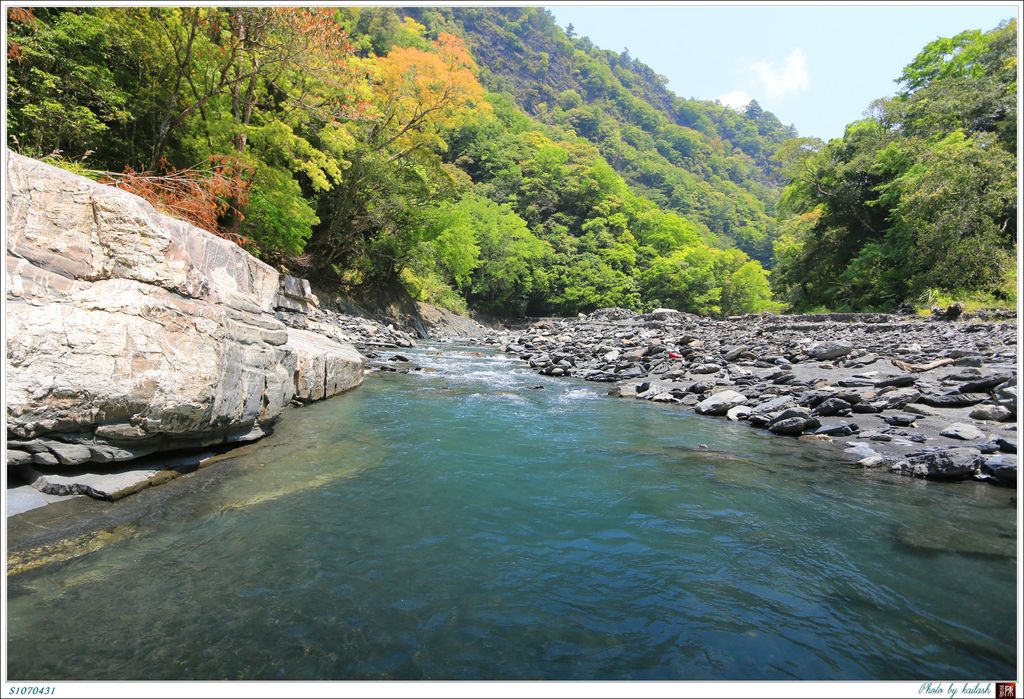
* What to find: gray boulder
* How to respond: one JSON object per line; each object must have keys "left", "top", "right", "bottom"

{"left": 749, "top": 395, "right": 795, "bottom": 415}
{"left": 5, "top": 152, "right": 365, "bottom": 471}
{"left": 816, "top": 422, "right": 858, "bottom": 437}
{"left": 883, "top": 414, "right": 918, "bottom": 427}
{"left": 890, "top": 448, "right": 986, "bottom": 480}
{"left": 969, "top": 405, "right": 1014, "bottom": 422}
{"left": 695, "top": 390, "right": 747, "bottom": 416}
{"left": 940, "top": 422, "right": 985, "bottom": 441}
{"left": 981, "top": 454, "right": 1017, "bottom": 486}
{"left": 919, "top": 393, "right": 989, "bottom": 408}
{"left": 726, "top": 405, "right": 751, "bottom": 421}
{"left": 769, "top": 416, "right": 821, "bottom": 435}
{"left": 958, "top": 374, "right": 1014, "bottom": 394}
{"left": 808, "top": 341, "right": 853, "bottom": 360}
{"left": 813, "top": 397, "right": 852, "bottom": 416}
{"left": 649, "top": 308, "right": 680, "bottom": 320}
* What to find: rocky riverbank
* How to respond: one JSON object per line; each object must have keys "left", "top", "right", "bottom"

{"left": 5, "top": 149, "right": 1017, "bottom": 511}
{"left": 5, "top": 153, "right": 404, "bottom": 506}
{"left": 478, "top": 307, "right": 1017, "bottom": 487}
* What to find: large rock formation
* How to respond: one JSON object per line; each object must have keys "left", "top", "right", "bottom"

{"left": 5, "top": 152, "right": 365, "bottom": 473}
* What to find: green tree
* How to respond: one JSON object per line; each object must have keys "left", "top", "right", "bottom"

{"left": 773, "top": 19, "right": 1016, "bottom": 310}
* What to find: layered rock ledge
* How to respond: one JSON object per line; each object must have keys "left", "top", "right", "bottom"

{"left": 486, "top": 307, "right": 1017, "bottom": 487}
{"left": 5, "top": 152, "right": 366, "bottom": 498}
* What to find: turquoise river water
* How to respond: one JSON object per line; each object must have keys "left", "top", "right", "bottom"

{"left": 6, "top": 345, "right": 1018, "bottom": 680}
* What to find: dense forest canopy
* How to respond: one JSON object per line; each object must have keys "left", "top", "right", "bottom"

{"left": 5, "top": 7, "right": 1017, "bottom": 316}
{"left": 407, "top": 7, "right": 796, "bottom": 263}
{"left": 771, "top": 19, "right": 1018, "bottom": 311}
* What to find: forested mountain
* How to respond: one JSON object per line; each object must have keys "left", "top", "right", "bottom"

{"left": 5, "top": 6, "right": 783, "bottom": 317}
{"left": 401, "top": 7, "right": 796, "bottom": 262}
{"left": 771, "top": 19, "right": 1017, "bottom": 311}
{"left": 5, "top": 8, "right": 1015, "bottom": 317}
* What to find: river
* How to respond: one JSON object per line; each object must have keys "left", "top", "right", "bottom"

{"left": 6, "top": 344, "right": 1017, "bottom": 680}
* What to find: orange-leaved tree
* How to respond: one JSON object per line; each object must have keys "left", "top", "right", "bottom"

{"left": 309, "top": 32, "right": 489, "bottom": 278}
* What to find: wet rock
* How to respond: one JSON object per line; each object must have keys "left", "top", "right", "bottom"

{"left": 981, "top": 454, "right": 1017, "bottom": 486}
{"left": 726, "top": 405, "right": 751, "bottom": 421}
{"left": 769, "top": 416, "right": 821, "bottom": 435}
{"left": 896, "top": 521, "right": 1014, "bottom": 558}
{"left": 890, "top": 447, "right": 986, "bottom": 480}
{"left": 844, "top": 441, "right": 880, "bottom": 460}
{"left": 21, "top": 451, "right": 212, "bottom": 500}
{"left": 772, "top": 407, "right": 813, "bottom": 422}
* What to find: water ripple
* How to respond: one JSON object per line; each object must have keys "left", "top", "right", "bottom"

{"left": 6, "top": 343, "right": 1017, "bottom": 680}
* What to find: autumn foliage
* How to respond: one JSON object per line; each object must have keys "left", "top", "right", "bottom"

{"left": 100, "top": 157, "right": 253, "bottom": 245}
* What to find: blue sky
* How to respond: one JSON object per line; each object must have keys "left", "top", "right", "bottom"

{"left": 547, "top": 4, "right": 1017, "bottom": 140}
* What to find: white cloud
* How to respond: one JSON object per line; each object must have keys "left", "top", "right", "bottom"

{"left": 717, "top": 90, "right": 752, "bottom": 111}
{"left": 750, "top": 48, "right": 810, "bottom": 99}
